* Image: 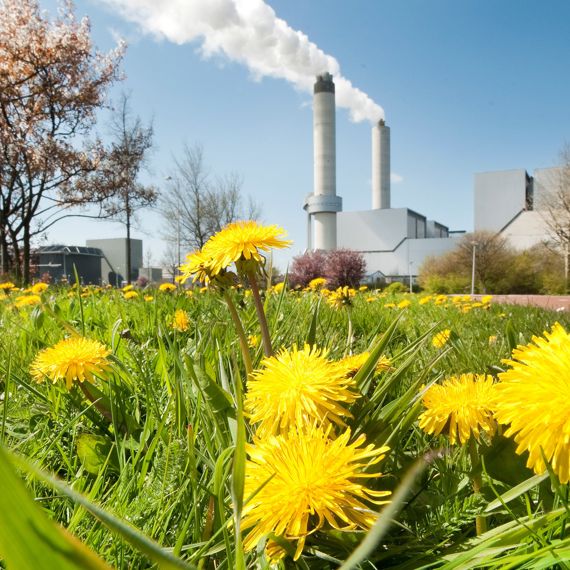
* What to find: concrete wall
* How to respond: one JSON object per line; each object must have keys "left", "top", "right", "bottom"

{"left": 500, "top": 211, "right": 550, "bottom": 250}
{"left": 338, "top": 209, "right": 409, "bottom": 252}
{"left": 86, "top": 238, "right": 143, "bottom": 284}
{"left": 474, "top": 169, "right": 528, "bottom": 232}
{"left": 534, "top": 167, "right": 563, "bottom": 210}
{"left": 337, "top": 208, "right": 459, "bottom": 276}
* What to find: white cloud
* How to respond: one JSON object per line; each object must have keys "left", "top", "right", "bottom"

{"left": 391, "top": 172, "right": 403, "bottom": 184}
{"left": 97, "top": 0, "right": 384, "bottom": 123}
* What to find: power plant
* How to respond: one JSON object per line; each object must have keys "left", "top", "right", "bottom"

{"left": 304, "top": 74, "right": 461, "bottom": 283}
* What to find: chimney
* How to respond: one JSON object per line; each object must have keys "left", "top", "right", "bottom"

{"left": 372, "top": 119, "right": 390, "bottom": 209}
{"left": 303, "top": 73, "right": 342, "bottom": 251}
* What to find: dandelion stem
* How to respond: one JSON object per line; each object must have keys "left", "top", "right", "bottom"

{"left": 247, "top": 271, "right": 273, "bottom": 357}
{"left": 468, "top": 437, "right": 488, "bottom": 535}
{"left": 223, "top": 290, "right": 253, "bottom": 376}
{"left": 78, "top": 382, "right": 113, "bottom": 424}
{"left": 346, "top": 308, "right": 354, "bottom": 353}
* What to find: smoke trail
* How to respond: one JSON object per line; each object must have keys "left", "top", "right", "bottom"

{"left": 98, "top": 0, "right": 384, "bottom": 123}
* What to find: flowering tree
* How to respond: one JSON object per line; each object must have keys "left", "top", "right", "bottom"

{"left": 324, "top": 248, "right": 366, "bottom": 289}
{"left": 0, "top": 0, "right": 124, "bottom": 281}
{"left": 288, "top": 249, "right": 328, "bottom": 288}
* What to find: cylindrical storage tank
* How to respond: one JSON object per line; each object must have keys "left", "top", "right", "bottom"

{"left": 372, "top": 120, "right": 391, "bottom": 209}
{"left": 313, "top": 73, "right": 337, "bottom": 250}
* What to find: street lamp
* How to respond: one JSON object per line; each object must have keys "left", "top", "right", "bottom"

{"left": 470, "top": 242, "right": 477, "bottom": 295}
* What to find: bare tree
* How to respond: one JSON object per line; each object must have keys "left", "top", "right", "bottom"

{"left": 0, "top": 0, "right": 124, "bottom": 281}
{"left": 161, "top": 144, "right": 261, "bottom": 261}
{"left": 538, "top": 144, "right": 570, "bottom": 291}
{"left": 91, "top": 94, "right": 157, "bottom": 283}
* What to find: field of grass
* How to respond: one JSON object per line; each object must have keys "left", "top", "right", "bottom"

{"left": 1, "top": 275, "right": 570, "bottom": 569}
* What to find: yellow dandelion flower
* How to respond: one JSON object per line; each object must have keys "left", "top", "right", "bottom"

{"left": 203, "top": 220, "right": 291, "bottom": 275}
{"left": 397, "top": 299, "right": 411, "bottom": 309}
{"left": 172, "top": 309, "right": 190, "bottom": 332}
{"left": 14, "top": 294, "right": 42, "bottom": 308}
{"left": 245, "top": 345, "right": 359, "bottom": 436}
{"left": 122, "top": 284, "right": 134, "bottom": 292}
{"left": 264, "top": 540, "right": 287, "bottom": 564}
{"left": 30, "top": 337, "right": 111, "bottom": 390}
{"left": 248, "top": 334, "right": 260, "bottom": 348}
{"left": 326, "top": 286, "right": 356, "bottom": 309}
{"left": 432, "top": 329, "right": 451, "bottom": 349}
{"left": 242, "top": 424, "right": 391, "bottom": 560}
{"left": 31, "top": 282, "right": 49, "bottom": 294}
{"left": 493, "top": 323, "right": 570, "bottom": 483}
{"left": 123, "top": 290, "right": 139, "bottom": 300}
{"left": 481, "top": 295, "right": 493, "bottom": 304}
{"left": 419, "top": 296, "right": 432, "bottom": 305}
{"left": 144, "top": 295, "right": 154, "bottom": 302}
{"left": 337, "top": 352, "right": 391, "bottom": 377}
{"left": 185, "top": 290, "right": 193, "bottom": 297}
{"left": 179, "top": 249, "right": 216, "bottom": 284}
{"left": 359, "top": 285, "right": 368, "bottom": 292}
{"left": 270, "top": 282, "right": 285, "bottom": 294}
{"left": 0, "top": 281, "right": 15, "bottom": 290}
{"left": 159, "top": 282, "right": 177, "bottom": 293}
{"left": 418, "top": 374, "right": 497, "bottom": 445}
{"left": 384, "top": 302, "right": 396, "bottom": 309}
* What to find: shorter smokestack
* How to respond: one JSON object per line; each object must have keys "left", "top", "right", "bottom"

{"left": 372, "top": 119, "right": 390, "bottom": 209}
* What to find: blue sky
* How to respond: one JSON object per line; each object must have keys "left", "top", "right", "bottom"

{"left": 42, "top": 0, "right": 570, "bottom": 271}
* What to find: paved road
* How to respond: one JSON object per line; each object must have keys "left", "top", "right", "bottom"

{"left": 474, "top": 295, "right": 570, "bottom": 312}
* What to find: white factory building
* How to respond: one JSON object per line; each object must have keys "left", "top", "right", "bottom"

{"left": 303, "top": 73, "right": 563, "bottom": 282}
{"left": 303, "top": 73, "right": 461, "bottom": 282}
{"left": 474, "top": 167, "right": 561, "bottom": 249}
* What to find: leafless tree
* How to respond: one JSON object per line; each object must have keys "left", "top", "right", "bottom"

{"left": 161, "top": 144, "right": 261, "bottom": 262}
{"left": 87, "top": 94, "right": 157, "bottom": 283}
{"left": 538, "top": 144, "right": 570, "bottom": 291}
{"left": 0, "top": 0, "right": 124, "bottom": 281}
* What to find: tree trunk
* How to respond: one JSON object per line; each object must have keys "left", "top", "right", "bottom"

{"left": 564, "top": 242, "right": 570, "bottom": 295}
{"left": 23, "top": 226, "right": 31, "bottom": 284}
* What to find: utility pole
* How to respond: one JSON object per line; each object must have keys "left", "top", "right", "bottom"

{"left": 471, "top": 242, "right": 477, "bottom": 295}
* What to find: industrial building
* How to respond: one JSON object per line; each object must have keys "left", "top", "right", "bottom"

{"left": 35, "top": 245, "right": 103, "bottom": 284}
{"left": 86, "top": 237, "right": 143, "bottom": 286}
{"left": 304, "top": 73, "right": 461, "bottom": 282}
{"left": 474, "top": 167, "right": 561, "bottom": 248}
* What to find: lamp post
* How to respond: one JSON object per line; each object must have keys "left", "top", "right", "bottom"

{"left": 470, "top": 242, "right": 477, "bottom": 295}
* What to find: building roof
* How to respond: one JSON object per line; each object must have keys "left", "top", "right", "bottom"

{"left": 36, "top": 245, "right": 103, "bottom": 256}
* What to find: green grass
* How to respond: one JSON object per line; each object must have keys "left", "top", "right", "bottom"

{"left": 1, "top": 285, "right": 570, "bottom": 569}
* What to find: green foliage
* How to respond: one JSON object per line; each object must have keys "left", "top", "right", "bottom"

{"left": 1, "top": 284, "right": 570, "bottom": 568}
{"left": 383, "top": 281, "right": 409, "bottom": 294}
{"left": 419, "top": 237, "right": 567, "bottom": 295}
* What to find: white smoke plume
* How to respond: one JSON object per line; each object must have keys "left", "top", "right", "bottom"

{"left": 98, "top": 0, "right": 384, "bottom": 123}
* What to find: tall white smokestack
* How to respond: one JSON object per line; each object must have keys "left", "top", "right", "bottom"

{"left": 372, "top": 120, "right": 391, "bottom": 209}
{"left": 304, "top": 73, "right": 342, "bottom": 251}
